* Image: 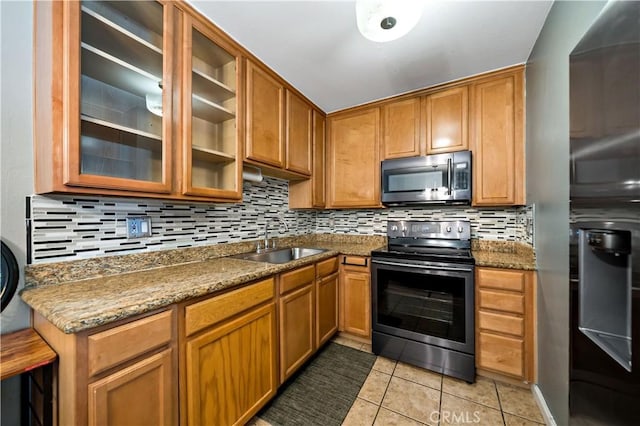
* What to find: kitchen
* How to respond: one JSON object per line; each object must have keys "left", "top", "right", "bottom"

{"left": 1, "top": 1, "right": 638, "bottom": 425}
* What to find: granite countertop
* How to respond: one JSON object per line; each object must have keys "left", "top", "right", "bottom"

{"left": 21, "top": 236, "right": 386, "bottom": 334}
{"left": 471, "top": 240, "right": 536, "bottom": 270}
{"left": 21, "top": 235, "right": 534, "bottom": 334}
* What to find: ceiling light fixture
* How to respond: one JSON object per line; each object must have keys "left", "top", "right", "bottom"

{"left": 145, "top": 93, "right": 163, "bottom": 117}
{"left": 356, "top": 0, "right": 423, "bottom": 43}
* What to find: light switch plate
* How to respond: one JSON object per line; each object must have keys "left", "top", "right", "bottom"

{"left": 126, "top": 217, "right": 152, "bottom": 239}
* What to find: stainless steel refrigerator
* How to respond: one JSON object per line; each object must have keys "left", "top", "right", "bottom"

{"left": 569, "top": 1, "right": 640, "bottom": 424}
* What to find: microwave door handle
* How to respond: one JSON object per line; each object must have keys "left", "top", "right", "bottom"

{"left": 447, "top": 158, "right": 453, "bottom": 195}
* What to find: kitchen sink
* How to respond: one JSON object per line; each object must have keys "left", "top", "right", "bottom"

{"left": 232, "top": 247, "right": 327, "bottom": 264}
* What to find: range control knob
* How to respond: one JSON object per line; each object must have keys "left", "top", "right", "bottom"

{"left": 390, "top": 225, "right": 398, "bottom": 232}
{"left": 446, "top": 226, "right": 452, "bottom": 233}
{"left": 458, "top": 226, "right": 464, "bottom": 233}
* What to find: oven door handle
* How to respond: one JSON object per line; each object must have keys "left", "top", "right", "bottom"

{"left": 372, "top": 259, "right": 473, "bottom": 273}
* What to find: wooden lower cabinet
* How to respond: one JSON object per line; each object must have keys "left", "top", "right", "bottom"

{"left": 33, "top": 308, "right": 178, "bottom": 426}
{"left": 182, "top": 278, "right": 278, "bottom": 426}
{"left": 316, "top": 272, "right": 339, "bottom": 347}
{"left": 88, "top": 349, "right": 174, "bottom": 426}
{"left": 477, "top": 332, "right": 524, "bottom": 378}
{"left": 475, "top": 267, "right": 535, "bottom": 382}
{"left": 185, "top": 303, "right": 277, "bottom": 426}
{"left": 33, "top": 259, "right": 342, "bottom": 426}
{"left": 339, "top": 256, "right": 371, "bottom": 339}
{"left": 279, "top": 283, "right": 315, "bottom": 383}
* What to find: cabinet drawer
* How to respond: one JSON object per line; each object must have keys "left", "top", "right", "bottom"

{"left": 341, "top": 255, "right": 369, "bottom": 270}
{"left": 280, "top": 265, "right": 315, "bottom": 295}
{"left": 317, "top": 256, "right": 338, "bottom": 278}
{"left": 478, "top": 289, "right": 524, "bottom": 315}
{"left": 478, "top": 310, "right": 524, "bottom": 336}
{"left": 185, "top": 278, "right": 274, "bottom": 337}
{"left": 87, "top": 310, "right": 173, "bottom": 377}
{"left": 477, "top": 268, "right": 525, "bottom": 292}
{"left": 477, "top": 332, "right": 524, "bottom": 378}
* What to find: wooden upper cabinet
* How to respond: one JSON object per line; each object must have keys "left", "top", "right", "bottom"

{"left": 34, "top": 1, "right": 247, "bottom": 202}
{"left": 382, "top": 97, "right": 422, "bottom": 159}
{"left": 245, "top": 60, "right": 285, "bottom": 168}
{"left": 285, "top": 90, "right": 312, "bottom": 175}
{"left": 311, "top": 111, "right": 327, "bottom": 207}
{"left": 424, "top": 86, "right": 469, "bottom": 154}
{"left": 289, "top": 109, "right": 326, "bottom": 209}
{"left": 35, "top": 1, "right": 174, "bottom": 195}
{"left": 471, "top": 69, "right": 524, "bottom": 206}
{"left": 327, "top": 108, "right": 381, "bottom": 208}
{"left": 180, "top": 14, "right": 241, "bottom": 200}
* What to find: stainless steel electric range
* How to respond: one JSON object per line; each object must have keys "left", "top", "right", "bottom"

{"left": 371, "top": 220, "right": 475, "bottom": 383}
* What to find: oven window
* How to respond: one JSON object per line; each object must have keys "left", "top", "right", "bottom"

{"left": 376, "top": 268, "right": 466, "bottom": 343}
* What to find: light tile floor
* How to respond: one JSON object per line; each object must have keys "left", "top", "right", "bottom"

{"left": 254, "top": 336, "right": 547, "bottom": 426}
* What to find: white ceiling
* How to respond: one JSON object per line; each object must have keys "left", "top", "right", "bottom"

{"left": 188, "top": 1, "right": 553, "bottom": 113}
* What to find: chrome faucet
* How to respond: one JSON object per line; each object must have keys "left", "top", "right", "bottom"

{"left": 257, "top": 215, "right": 289, "bottom": 252}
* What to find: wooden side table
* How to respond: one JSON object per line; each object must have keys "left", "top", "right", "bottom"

{"left": 1, "top": 328, "right": 57, "bottom": 426}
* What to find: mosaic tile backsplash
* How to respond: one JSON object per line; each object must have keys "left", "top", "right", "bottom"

{"left": 30, "top": 177, "right": 533, "bottom": 263}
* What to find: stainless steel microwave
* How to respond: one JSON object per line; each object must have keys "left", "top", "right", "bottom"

{"left": 381, "top": 151, "right": 472, "bottom": 206}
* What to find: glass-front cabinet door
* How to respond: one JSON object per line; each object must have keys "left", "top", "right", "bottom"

{"left": 66, "top": 1, "right": 173, "bottom": 193}
{"left": 181, "top": 15, "right": 241, "bottom": 199}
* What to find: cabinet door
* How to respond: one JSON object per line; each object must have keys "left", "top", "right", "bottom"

{"left": 327, "top": 108, "right": 381, "bottom": 208}
{"left": 66, "top": 1, "right": 174, "bottom": 193}
{"left": 312, "top": 111, "right": 327, "bottom": 207}
{"left": 425, "top": 86, "right": 469, "bottom": 154}
{"left": 181, "top": 15, "right": 241, "bottom": 199}
{"left": 339, "top": 265, "right": 371, "bottom": 339}
{"left": 186, "top": 303, "right": 277, "bottom": 426}
{"left": 285, "top": 90, "right": 312, "bottom": 175}
{"left": 288, "top": 109, "right": 325, "bottom": 209}
{"left": 245, "top": 60, "right": 284, "bottom": 168}
{"left": 316, "top": 272, "right": 339, "bottom": 347}
{"left": 382, "top": 98, "right": 422, "bottom": 159}
{"left": 279, "top": 284, "right": 315, "bottom": 383}
{"left": 88, "top": 349, "right": 175, "bottom": 426}
{"left": 471, "top": 71, "right": 524, "bottom": 206}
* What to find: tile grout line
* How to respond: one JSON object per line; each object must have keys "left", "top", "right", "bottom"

{"left": 495, "top": 380, "right": 507, "bottom": 426}
{"left": 370, "top": 360, "right": 395, "bottom": 425}
{"left": 438, "top": 374, "right": 443, "bottom": 426}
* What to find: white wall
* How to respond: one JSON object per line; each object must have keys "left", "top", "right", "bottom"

{"left": 1, "top": 0, "right": 33, "bottom": 333}
{"left": 525, "top": 1, "right": 606, "bottom": 424}
{"left": 1, "top": 1, "right": 35, "bottom": 424}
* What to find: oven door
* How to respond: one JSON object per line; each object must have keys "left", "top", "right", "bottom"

{"left": 371, "top": 257, "right": 475, "bottom": 355}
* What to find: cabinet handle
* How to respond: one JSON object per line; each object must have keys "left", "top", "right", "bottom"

{"left": 342, "top": 257, "right": 368, "bottom": 267}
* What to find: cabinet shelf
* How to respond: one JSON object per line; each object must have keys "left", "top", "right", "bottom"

{"left": 192, "top": 69, "right": 235, "bottom": 103}
{"left": 81, "top": 43, "right": 162, "bottom": 99}
{"left": 81, "top": 115, "right": 162, "bottom": 141}
{"left": 192, "top": 94, "right": 235, "bottom": 123}
{"left": 192, "top": 145, "right": 235, "bottom": 163}
{"left": 81, "top": 6, "right": 162, "bottom": 78}
{"left": 192, "top": 29, "right": 234, "bottom": 69}
{"left": 88, "top": 1, "right": 164, "bottom": 44}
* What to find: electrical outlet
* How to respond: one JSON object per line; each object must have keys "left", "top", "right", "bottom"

{"left": 126, "top": 217, "right": 152, "bottom": 239}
